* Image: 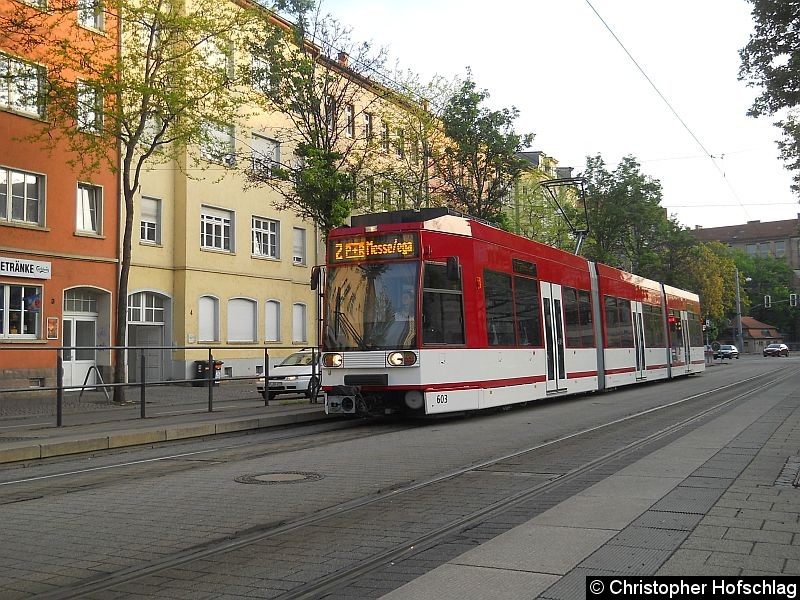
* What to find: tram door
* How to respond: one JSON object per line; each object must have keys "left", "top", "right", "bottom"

{"left": 681, "top": 311, "right": 692, "bottom": 373}
{"left": 631, "top": 302, "right": 646, "bottom": 380}
{"left": 541, "top": 283, "right": 566, "bottom": 392}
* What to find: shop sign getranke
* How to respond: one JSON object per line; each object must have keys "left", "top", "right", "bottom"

{"left": 0, "top": 256, "right": 52, "bottom": 279}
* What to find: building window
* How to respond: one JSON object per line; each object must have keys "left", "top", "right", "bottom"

{"left": 0, "top": 53, "right": 45, "bottom": 118}
{"left": 251, "top": 54, "right": 270, "bottom": 93}
{"left": 265, "top": 299, "right": 280, "bottom": 342}
{"left": 345, "top": 104, "right": 354, "bottom": 137}
{"left": 76, "top": 80, "right": 103, "bottom": 133}
{"left": 381, "top": 183, "right": 391, "bottom": 210}
{"left": 128, "top": 292, "right": 165, "bottom": 324}
{"left": 292, "top": 227, "right": 306, "bottom": 265}
{"left": 76, "top": 183, "right": 102, "bottom": 234}
{"left": 381, "top": 122, "right": 389, "bottom": 152}
{"left": 200, "top": 206, "right": 233, "bottom": 252}
{"left": 292, "top": 303, "right": 307, "bottom": 342}
{"left": 745, "top": 243, "right": 758, "bottom": 256}
{"left": 64, "top": 289, "right": 98, "bottom": 313}
{"left": 252, "top": 216, "right": 279, "bottom": 258}
{"left": 395, "top": 129, "right": 405, "bottom": 159}
{"left": 228, "top": 298, "right": 256, "bottom": 342}
{"left": 77, "top": 0, "right": 103, "bottom": 30}
{"left": 774, "top": 240, "right": 786, "bottom": 258}
{"left": 0, "top": 167, "right": 43, "bottom": 226}
{"left": 1, "top": 284, "right": 42, "bottom": 338}
{"left": 198, "top": 295, "right": 219, "bottom": 342}
{"left": 201, "top": 123, "right": 235, "bottom": 165}
{"left": 364, "top": 113, "right": 373, "bottom": 140}
{"left": 140, "top": 196, "right": 161, "bottom": 244}
{"left": 324, "top": 96, "right": 336, "bottom": 132}
{"left": 251, "top": 134, "right": 279, "bottom": 177}
{"left": 198, "top": 38, "right": 232, "bottom": 76}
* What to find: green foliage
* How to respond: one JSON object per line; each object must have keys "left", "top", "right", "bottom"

{"left": 246, "top": 10, "right": 389, "bottom": 236}
{"left": 438, "top": 74, "right": 534, "bottom": 226}
{"left": 735, "top": 251, "right": 795, "bottom": 335}
{"left": 580, "top": 154, "right": 698, "bottom": 279}
{"left": 739, "top": 0, "right": 800, "bottom": 194}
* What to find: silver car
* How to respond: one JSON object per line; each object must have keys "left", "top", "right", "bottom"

{"left": 257, "top": 350, "right": 321, "bottom": 401}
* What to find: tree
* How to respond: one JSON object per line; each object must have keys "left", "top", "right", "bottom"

{"left": 247, "top": 9, "right": 391, "bottom": 235}
{"left": 437, "top": 74, "right": 534, "bottom": 226}
{"left": 376, "top": 69, "right": 460, "bottom": 211}
{"left": 10, "top": 0, "right": 297, "bottom": 401}
{"left": 739, "top": 0, "right": 800, "bottom": 194}
{"left": 736, "top": 251, "right": 795, "bottom": 337}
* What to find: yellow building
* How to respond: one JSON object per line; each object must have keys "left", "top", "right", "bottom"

{"left": 126, "top": 5, "right": 415, "bottom": 381}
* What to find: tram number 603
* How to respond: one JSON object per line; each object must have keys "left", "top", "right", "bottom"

{"left": 436, "top": 394, "right": 448, "bottom": 404}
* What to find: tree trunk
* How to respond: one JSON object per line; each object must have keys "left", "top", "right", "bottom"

{"left": 112, "top": 185, "right": 135, "bottom": 404}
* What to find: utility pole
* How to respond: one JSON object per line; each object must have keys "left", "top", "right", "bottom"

{"left": 735, "top": 267, "right": 744, "bottom": 351}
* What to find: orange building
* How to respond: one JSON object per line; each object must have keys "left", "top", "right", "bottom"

{"left": 1, "top": 0, "right": 119, "bottom": 389}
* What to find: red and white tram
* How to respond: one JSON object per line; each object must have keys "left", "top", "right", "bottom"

{"left": 317, "top": 209, "right": 704, "bottom": 416}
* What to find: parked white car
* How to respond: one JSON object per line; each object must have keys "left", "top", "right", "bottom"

{"left": 257, "top": 350, "right": 321, "bottom": 401}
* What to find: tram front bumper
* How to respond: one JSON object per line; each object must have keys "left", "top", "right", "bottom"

{"left": 325, "top": 385, "right": 360, "bottom": 415}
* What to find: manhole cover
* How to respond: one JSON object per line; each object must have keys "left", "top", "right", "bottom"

{"left": 235, "top": 471, "right": 323, "bottom": 485}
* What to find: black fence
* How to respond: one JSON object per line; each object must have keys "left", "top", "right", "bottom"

{"left": 0, "top": 344, "right": 321, "bottom": 427}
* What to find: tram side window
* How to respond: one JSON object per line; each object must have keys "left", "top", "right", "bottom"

{"left": 514, "top": 275, "right": 541, "bottom": 347}
{"left": 422, "top": 262, "right": 465, "bottom": 345}
{"left": 563, "top": 287, "right": 594, "bottom": 348}
{"left": 484, "top": 269, "right": 515, "bottom": 346}
{"left": 604, "top": 295, "right": 633, "bottom": 348}
{"left": 688, "top": 312, "right": 703, "bottom": 347}
{"left": 643, "top": 303, "right": 666, "bottom": 347}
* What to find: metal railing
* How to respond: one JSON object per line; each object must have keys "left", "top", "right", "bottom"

{"left": 0, "top": 344, "right": 321, "bottom": 427}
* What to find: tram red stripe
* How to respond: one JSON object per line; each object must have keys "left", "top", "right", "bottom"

{"left": 567, "top": 371, "right": 598, "bottom": 379}
{"left": 604, "top": 367, "right": 636, "bottom": 375}
{"left": 646, "top": 364, "right": 669, "bottom": 370}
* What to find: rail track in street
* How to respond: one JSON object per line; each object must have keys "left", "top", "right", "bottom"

{"left": 26, "top": 364, "right": 798, "bottom": 600}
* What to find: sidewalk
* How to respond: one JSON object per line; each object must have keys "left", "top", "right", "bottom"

{"left": 0, "top": 390, "right": 331, "bottom": 464}
{"left": 379, "top": 372, "right": 800, "bottom": 598}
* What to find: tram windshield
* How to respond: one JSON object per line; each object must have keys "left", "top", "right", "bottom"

{"left": 324, "top": 262, "right": 419, "bottom": 351}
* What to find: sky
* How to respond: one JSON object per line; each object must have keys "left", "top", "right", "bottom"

{"left": 319, "top": 0, "right": 798, "bottom": 230}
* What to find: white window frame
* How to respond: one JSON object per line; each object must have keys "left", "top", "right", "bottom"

{"left": 252, "top": 216, "right": 279, "bottom": 259}
{"left": 76, "top": 80, "right": 103, "bottom": 133}
{"left": 127, "top": 291, "right": 165, "bottom": 324}
{"left": 200, "top": 205, "right": 233, "bottom": 252}
{"left": 363, "top": 112, "right": 373, "bottom": 140}
{"left": 76, "top": 183, "right": 102, "bottom": 234}
{"left": 292, "top": 302, "right": 307, "bottom": 343}
{"left": 140, "top": 196, "right": 161, "bottom": 244}
{"left": 0, "top": 283, "right": 42, "bottom": 339}
{"left": 227, "top": 297, "right": 257, "bottom": 343}
{"left": 381, "top": 122, "right": 390, "bottom": 152}
{"left": 0, "top": 166, "right": 44, "bottom": 226}
{"left": 265, "top": 299, "right": 280, "bottom": 342}
{"left": 292, "top": 227, "right": 306, "bottom": 266}
{"left": 251, "top": 54, "right": 270, "bottom": 93}
{"left": 1, "top": 53, "right": 45, "bottom": 118}
{"left": 201, "top": 123, "right": 235, "bottom": 165}
{"left": 345, "top": 104, "right": 354, "bottom": 137}
{"left": 251, "top": 134, "right": 279, "bottom": 177}
{"left": 198, "top": 295, "right": 219, "bottom": 342}
{"left": 77, "top": 0, "right": 103, "bottom": 30}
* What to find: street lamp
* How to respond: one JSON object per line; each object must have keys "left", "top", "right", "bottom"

{"left": 734, "top": 267, "right": 752, "bottom": 352}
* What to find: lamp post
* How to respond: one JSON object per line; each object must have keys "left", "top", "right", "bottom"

{"left": 735, "top": 267, "right": 743, "bottom": 351}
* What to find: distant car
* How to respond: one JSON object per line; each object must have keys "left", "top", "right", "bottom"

{"left": 716, "top": 344, "right": 739, "bottom": 360}
{"left": 257, "top": 350, "right": 321, "bottom": 401}
{"left": 763, "top": 343, "right": 789, "bottom": 357}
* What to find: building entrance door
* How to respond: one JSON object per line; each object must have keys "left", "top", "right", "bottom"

{"left": 63, "top": 316, "right": 97, "bottom": 389}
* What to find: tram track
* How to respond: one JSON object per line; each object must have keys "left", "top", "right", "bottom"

{"left": 30, "top": 365, "right": 798, "bottom": 600}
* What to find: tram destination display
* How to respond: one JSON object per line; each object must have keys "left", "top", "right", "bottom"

{"left": 329, "top": 233, "right": 418, "bottom": 263}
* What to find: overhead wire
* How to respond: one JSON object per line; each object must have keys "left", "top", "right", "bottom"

{"left": 584, "top": 0, "right": 752, "bottom": 219}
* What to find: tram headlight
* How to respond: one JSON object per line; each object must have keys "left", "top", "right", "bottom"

{"left": 387, "top": 351, "right": 417, "bottom": 367}
{"left": 323, "top": 353, "right": 343, "bottom": 368}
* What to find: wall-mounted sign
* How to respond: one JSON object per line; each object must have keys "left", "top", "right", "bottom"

{"left": 0, "top": 256, "right": 52, "bottom": 279}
